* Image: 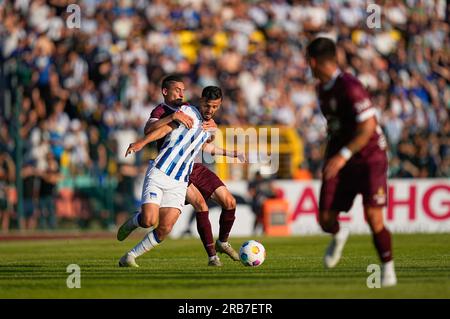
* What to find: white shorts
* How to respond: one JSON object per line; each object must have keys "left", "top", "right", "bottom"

{"left": 141, "top": 164, "right": 187, "bottom": 211}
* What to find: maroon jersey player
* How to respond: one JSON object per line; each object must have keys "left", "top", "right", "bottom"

{"left": 306, "top": 37, "right": 397, "bottom": 287}
{"left": 141, "top": 76, "right": 241, "bottom": 266}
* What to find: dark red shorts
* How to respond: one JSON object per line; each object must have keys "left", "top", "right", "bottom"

{"left": 188, "top": 163, "right": 225, "bottom": 200}
{"left": 319, "top": 155, "right": 388, "bottom": 212}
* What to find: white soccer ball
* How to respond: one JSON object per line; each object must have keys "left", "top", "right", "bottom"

{"left": 239, "top": 240, "right": 266, "bottom": 267}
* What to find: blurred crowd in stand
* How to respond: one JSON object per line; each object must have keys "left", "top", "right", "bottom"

{"left": 0, "top": 0, "right": 448, "bottom": 231}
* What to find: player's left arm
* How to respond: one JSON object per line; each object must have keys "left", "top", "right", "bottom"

{"left": 125, "top": 123, "right": 176, "bottom": 157}
{"left": 202, "top": 142, "right": 247, "bottom": 163}
{"left": 324, "top": 82, "right": 377, "bottom": 180}
{"left": 144, "top": 111, "right": 193, "bottom": 135}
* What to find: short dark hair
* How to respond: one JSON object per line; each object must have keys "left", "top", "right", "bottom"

{"left": 306, "top": 37, "right": 337, "bottom": 61}
{"left": 201, "top": 86, "right": 222, "bottom": 101}
{"left": 161, "top": 74, "right": 184, "bottom": 90}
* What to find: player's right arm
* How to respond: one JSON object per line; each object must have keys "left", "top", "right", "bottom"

{"left": 125, "top": 123, "right": 177, "bottom": 157}
{"left": 323, "top": 79, "right": 377, "bottom": 180}
{"left": 144, "top": 110, "right": 194, "bottom": 135}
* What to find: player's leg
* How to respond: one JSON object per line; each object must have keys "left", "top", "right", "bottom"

{"left": 318, "top": 209, "right": 340, "bottom": 234}
{"left": 186, "top": 184, "right": 222, "bottom": 266}
{"left": 210, "top": 186, "right": 239, "bottom": 261}
{"left": 118, "top": 167, "right": 166, "bottom": 266}
{"left": 211, "top": 186, "right": 236, "bottom": 242}
{"left": 364, "top": 206, "right": 395, "bottom": 286}
{"left": 117, "top": 164, "right": 159, "bottom": 241}
{"left": 117, "top": 202, "right": 158, "bottom": 241}
{"left": 125, "top": 196, "right": 185, "bottom": 262}
{"left": 118, "top": 203, "right": 159, "bottom": 267}
{"left": 363, "top": 157, "right": 396, "bottom": 287}
{"left": 127, "top": 207, "right": 180, "bottom": 264}
{"left": 120, "top": 176, "right": 188, "bottom": 268}
{"left": 319, "top": 172, "right": 353, "bottom": 269}
{"left": 154, "top": 207, "right": 180, "bottom": 240}
{"left": 319, "top": 209, "right": 350, "bottom": 268}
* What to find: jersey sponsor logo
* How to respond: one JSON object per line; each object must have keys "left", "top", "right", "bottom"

{"left": 149, "top": 192, "right": 158, "bottom": 199}
{"left": 373, "top": 187, "right": 386, "bottom": 205}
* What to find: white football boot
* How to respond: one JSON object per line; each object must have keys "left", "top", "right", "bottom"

{"left": 381, "top": 260, "right": 397, "bottom": 287}
{"left": 208, "top": 255, "right": 223, "bottom": 267}
{"left": 215, "top": 240, "right": 240, "bottom": 261}
{"left": 323, "top": 228, "right": 350, "bottom": 269}
{"left": 118, "top": 253, "right": 139, "bottom": 268}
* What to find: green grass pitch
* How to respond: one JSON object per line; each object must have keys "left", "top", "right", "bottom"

{"left": 0, "top": 233, "right": 449, "bottom": 298}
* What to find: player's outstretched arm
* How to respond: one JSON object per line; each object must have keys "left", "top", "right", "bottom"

{"left": 202, "top": 143, "right": 247, "bottom": 163}
{"left": 144, "top": 111, "right": 193, "bottom": 135}
{"left": 125, "top": 123, "right": 176, "bottom": 157}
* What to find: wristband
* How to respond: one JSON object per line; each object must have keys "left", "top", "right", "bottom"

{"left": 339, "top": 147, "right": 352, "bottom": 160}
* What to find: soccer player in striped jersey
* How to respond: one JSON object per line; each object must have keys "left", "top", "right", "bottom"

{"left": 117, "top": 86, "right": 242, "bottom": 267}
{"left": 118, "top": 76, "right": 243, "bottom": 267}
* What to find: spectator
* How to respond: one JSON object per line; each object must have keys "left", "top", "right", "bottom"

{"left": 37, "top": 152, "right": 61, "bottom": 229}
{"left": 0, "top": 0, "right": 449, "bottom": 231}
{"left": 0, "top": 153, "right": 15, "bottom": 232}
{"left": 114, "top": 163, "right": 139, "bottom": 227}
{"left": 21, "top": 161, "right": 39, "bottom": 230}
{"left": 248, "top": 171, "right": 278, "bottom": 235}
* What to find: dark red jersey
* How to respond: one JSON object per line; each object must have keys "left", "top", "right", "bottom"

{"left": 317, "top": 71, "right": 387, "bottom": 162}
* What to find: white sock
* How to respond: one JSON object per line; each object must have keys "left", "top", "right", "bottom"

{"left": 131, "top": 212, "right": 141, "bottom": 228}
{"left": 209, "top": 255, "right": 219, "bottom": 261}
{"left": 383, "top": 260, "right": 395, "bottom": 272}
{"left": 129, "top": 230, "right": 161, "bottom": 258}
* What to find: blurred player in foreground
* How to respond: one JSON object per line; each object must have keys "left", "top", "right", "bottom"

{"left": 306, "top": 37, "right": 397, "bottom": 287}
{"left": 117, "top": 85, "right": 243, "bottom": 267}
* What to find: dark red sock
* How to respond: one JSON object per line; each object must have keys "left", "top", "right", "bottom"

{"left": 196, "top": 211, "right": 215, "bottom": 257}
{"left": 373, "top": 227, "right": 393, "bottom": 263}
{"left": 219, "top": 208, "right": 236, "bottom": 242}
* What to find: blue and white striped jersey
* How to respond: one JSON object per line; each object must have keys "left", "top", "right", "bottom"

{"left": 154, "top": 104, "right": 210, "bottom": 182}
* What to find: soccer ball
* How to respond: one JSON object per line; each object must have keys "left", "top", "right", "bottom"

{"left": 239, "top": 240, "right": 266, "bottom": 267}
